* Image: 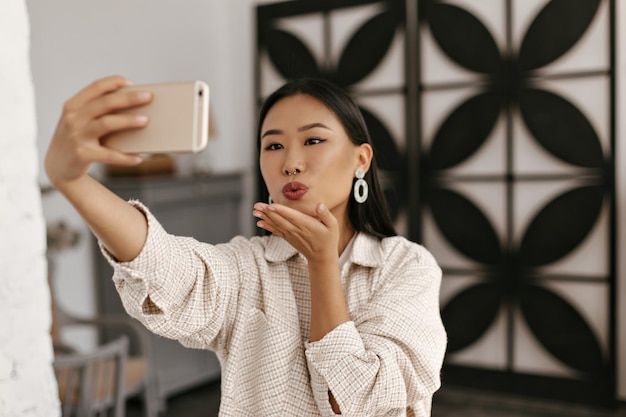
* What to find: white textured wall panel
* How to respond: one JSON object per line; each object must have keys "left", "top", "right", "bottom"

{"left": 0, "top": 0, "right": 58, "bottom": 415}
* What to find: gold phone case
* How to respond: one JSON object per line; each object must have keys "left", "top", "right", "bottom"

{"left": 104, "top": 81, "right": 209, "bottom": 154}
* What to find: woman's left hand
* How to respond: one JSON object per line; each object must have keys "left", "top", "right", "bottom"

{"left": 253, "top": 202, "right": 339, "bottom": 264}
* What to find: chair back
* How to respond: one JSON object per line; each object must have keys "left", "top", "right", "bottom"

{"left": 54, "top": 336, "right": 128, "bottom": 417}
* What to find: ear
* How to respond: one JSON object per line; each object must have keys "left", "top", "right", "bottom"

{"left": 356, "top": 143, "right": 374, "bottom": 173}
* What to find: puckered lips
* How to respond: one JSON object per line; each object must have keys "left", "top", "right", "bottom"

{"left": 282, "top": 181, "right": 308, "bottom": 200}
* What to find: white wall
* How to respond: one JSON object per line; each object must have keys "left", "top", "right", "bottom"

{"left": 0, "top": 0, "right": 58, "bottom": 414}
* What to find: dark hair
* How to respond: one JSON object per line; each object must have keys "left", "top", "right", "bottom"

{"left": 256, "top": 78, "right": 396, "bottom": 239}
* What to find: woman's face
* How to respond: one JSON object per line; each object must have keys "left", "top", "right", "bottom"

{"left": 259, "top": 93, "right": 371, "bottom": 222}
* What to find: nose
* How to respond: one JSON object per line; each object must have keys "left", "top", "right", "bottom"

{"left": 282, "top": 148, "right": 304, "bottom": 177}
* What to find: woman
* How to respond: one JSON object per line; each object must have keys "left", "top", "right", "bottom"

{"left": 45, "top": 75, "right": 447, "bottom": 416}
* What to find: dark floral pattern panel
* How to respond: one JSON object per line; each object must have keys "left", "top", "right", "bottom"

{"left": 419, "top": 0, "right": 615, "bottom": 405}
{"left": 256, "top": 0, "right": 616, "bottom": 405}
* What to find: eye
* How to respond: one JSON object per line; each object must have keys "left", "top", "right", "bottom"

{"left": 305, "top": 137, "right": 325, "bottom": 146}
{"left": 264, "top": 143, "right": 283, "bottom": 151}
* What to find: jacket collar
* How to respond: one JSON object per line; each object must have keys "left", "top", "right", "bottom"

{"left": 264, "top": 232, "right": 384, "bottom": 268}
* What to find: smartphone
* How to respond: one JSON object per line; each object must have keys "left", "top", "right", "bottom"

{"left": 103, "top": 81, "right": 210, "bottom": 154}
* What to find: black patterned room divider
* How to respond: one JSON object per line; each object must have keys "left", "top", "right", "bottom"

{"left": 256, "top": 0, "right": 616, "bottom": 406}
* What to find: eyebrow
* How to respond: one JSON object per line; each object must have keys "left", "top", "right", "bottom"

{"left": 261, "top": 122, "right": 333, "bottom": 139}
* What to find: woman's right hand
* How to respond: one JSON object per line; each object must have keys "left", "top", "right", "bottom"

{"left": 44, "top": 75, "right": 153, "bottom": 189}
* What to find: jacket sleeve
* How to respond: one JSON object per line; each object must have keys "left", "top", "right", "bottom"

{"left": 99, "top": 201, "right": 242, "bottom": 351}
{"left": 304, "top": 242, "right": 447, "bottom": 417}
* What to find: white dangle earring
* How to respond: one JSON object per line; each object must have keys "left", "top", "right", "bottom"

{"left": 268, "top": 195, "right": 273, "bottom": 204}
{"left": 353, "top": 168, "right": 368, "bottom": 204}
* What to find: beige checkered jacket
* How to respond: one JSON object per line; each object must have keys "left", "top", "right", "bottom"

{"left": 103, "top": 202, "right": 447, "bottom": 416}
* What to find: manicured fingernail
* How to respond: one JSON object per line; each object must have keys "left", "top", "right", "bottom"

{"left": 136, "top": 91, "right": 152, "bottom": 101}
{"left": 136, "top": 115, "right": 148, "bottom": 125}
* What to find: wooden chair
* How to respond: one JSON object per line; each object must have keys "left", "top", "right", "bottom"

{"left": 53, "top": 307, "right": 162, "bottom": 417}
{"left": 54, "top": 336, "right": 129, "bottom": 417}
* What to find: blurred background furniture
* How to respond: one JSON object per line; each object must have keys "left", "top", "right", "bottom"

{"left": 47, "top": 217, "right": 161, "bottom": 417}
{"left": 53, "top": 335, "right": 129, "bottom": 417}
{"left": 53, "top": 308, "right": 161, "bottom": 417}
{"left": 93, "top": 173, "right": 242, "bottom": 400}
